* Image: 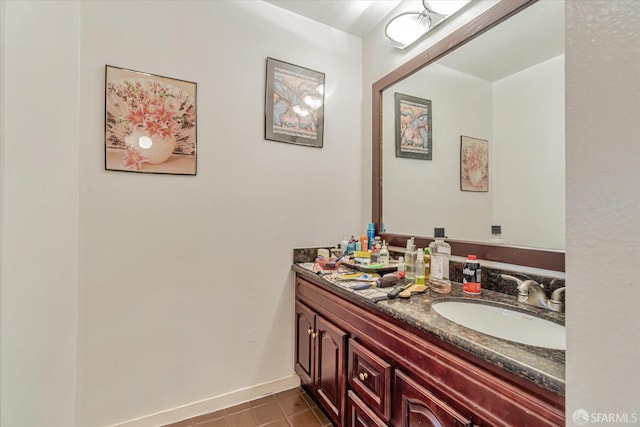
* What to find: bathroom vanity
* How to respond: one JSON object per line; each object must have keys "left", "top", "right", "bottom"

{"left": 292, "top": 265, "right": 565, "bottom": 427}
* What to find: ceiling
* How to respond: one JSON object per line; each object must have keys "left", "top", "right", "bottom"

{"left": 263, "top": 0, "right": 402, "bottom": 37}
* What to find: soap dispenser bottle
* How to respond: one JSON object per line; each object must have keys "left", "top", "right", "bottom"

{"left": 428, "top": 229, "right": 451, "bottom": 293}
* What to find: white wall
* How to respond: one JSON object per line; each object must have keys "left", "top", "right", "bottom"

{"left": 0, "top": 2, "right": 80, "bottom": 427}
{"left": 75, "top": 1, "right": 362, "bottom": 426}
{"left": 493, "top": 55, "right": 565, "bottom": 249}
{"left": 1, "top": 1, "right": 363, "bottom": 426}
{"left": 382, "top": 64, "right": 493, "bottom": 240}
{"left": 565, "top": 0, "right": 640, "bottom": 420}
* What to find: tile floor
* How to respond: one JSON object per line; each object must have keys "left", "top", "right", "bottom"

{"left": 163, "top": 387, "right": 333, "bottom": 427}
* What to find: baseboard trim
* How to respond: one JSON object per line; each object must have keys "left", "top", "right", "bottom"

{"left": 109, "top": 374, "right": 301, "bottom": 427}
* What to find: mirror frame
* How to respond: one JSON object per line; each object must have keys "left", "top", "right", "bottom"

{"left": 372, "top": 0, "right": 565, "bottom": 272}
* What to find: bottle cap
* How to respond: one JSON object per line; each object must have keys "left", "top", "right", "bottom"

{"left": 434, "top": 228, "right": 445, "bottom": 238}
{"left": 425, "top": 248, "right": 430, "bottom": 254}
{"left": 468, "top": 254, "right": 477, "bottom": 260}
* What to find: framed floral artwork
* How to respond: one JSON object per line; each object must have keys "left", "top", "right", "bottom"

{"left": 265, "top": 58, "right": 325, "bottom": 148}
{"left": 395, "top": 93, "right": 432, "bottom": 160}
{"left": 105, "top": 65, "right": 197, "bottom": 175}
{"left": 460, "top": 135, "right": 489, "bottom": 192}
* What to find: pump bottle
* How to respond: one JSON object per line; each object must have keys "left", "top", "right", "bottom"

{"left": 428, "top": 230, "right": 451, "bottom": 293}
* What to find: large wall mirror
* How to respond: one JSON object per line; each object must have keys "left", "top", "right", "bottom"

{"left": 373, "top": 0, "right": 566, "bottom": 271}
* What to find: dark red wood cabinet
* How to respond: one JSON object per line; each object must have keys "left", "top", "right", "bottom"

{"left": 295, "top": 274, "right": 565, "bottom": 427}
{"left": 295, "top": 301, "right": 347, "bottom": 427}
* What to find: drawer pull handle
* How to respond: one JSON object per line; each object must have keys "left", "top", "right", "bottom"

{"left": 358, "top": 372, "right": 369, "bottom": 381}
{"left": 307, "top": 327, "right": 313, "bottom": 335}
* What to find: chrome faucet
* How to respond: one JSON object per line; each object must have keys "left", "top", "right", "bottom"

{"left": 501, "top": 275, "right": 565, "bottom": 313}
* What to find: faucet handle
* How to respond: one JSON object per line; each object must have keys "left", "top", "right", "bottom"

{"left": 550, "top": 287, "right": 566, "bottom": 302}
{"left": 549, "top": 287, "right": 566, "bottom": 312}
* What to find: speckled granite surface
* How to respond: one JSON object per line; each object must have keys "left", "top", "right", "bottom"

{"left": 292, "top": 263, "right": 565, "bottom": 397}
{"left": 449, "top": 261, "right": 566, "bottom": 297}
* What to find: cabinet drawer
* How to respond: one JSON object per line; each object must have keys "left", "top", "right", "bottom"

{"left": 348, "top": 339, "right": 392, "bottom": 422}
{"left": 393, "top": 370, "right": 472, "bottom": 427}
{"left": 347, "top": 390, "right": 388, "bottom": 427}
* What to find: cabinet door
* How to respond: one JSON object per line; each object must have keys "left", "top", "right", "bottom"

{"left": 295, "top": 301, "right": 315, "bottom": 387}
{"left": 393, "top": 371, "right": 472, "bottom": 427}
{"left": 315, "top": 315, "right": 348, "bottom": 427}
{"left": 348, "top": 339, "right": 392, "bottom": 422}
{"left": 348, "top": 391, "right": 388, "bottom": 427}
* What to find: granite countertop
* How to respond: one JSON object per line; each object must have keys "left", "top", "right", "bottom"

{"left": 292, "top": 263, "right": 565, "bottom": 397}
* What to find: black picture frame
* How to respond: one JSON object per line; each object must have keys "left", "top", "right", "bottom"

{"left": 395, "top": 92, "right": 432, "bottom": 160}
{"left": 265, "top": 57, "right": 325, "bottom": 148}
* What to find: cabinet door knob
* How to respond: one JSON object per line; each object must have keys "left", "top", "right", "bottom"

{"left": 312, "top": 332, "right": 318, "bottom": 338}
{"left": 307, "top": 327, "right": 313, "bottom": 335}
{"left": 358, "top": 372, "right": 369, "bottom": 381}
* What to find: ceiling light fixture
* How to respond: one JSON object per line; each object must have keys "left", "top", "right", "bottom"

{"left": 385, "top": 0, "right": 471, "bottom": 49}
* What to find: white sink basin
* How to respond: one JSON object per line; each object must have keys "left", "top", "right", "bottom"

{"left": 432, "top": 300, "right": 565, "bottom": 350}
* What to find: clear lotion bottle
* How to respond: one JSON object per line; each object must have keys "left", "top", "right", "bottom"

{"left": 429, "top": 229, "right": 451, "bottom": 293}
{"left": 404, "top": 238, "right": 416, "bottom": 281}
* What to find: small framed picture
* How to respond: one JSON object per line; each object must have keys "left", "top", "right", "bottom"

{"left": 460, "top": 135, "right": 489, "bottom": 192}
{"left": 265, "top": 57, "right": 325, "bottom": 148}
{"left": 395, "top": 93, "right": 432, "bottom": 160}
{"left": 105, "top": 65, "right": 197, "bottom": 175}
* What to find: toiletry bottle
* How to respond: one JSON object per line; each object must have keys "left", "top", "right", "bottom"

{"left": 463, "top": 255, "right": 482, "bottom": 294}
{"left": 423, "top": 248, "right": 431, "bottom": 280}
{"left": 415, "top": 248, "right": 426, "bottom": 285}
{"left": 397, "top": 256, "right": 405, "bottom": 274}
{"left": 428, "top": 230, "right": 451, "bottom": 293}
{"left": 380, "top": 242, "right": 390, "bottom": 266}
{"left": 405, "top": 238, "right": 416, "bottom": 281}
{"left": 347, "top": 235, "right": 357, "bottom": 255}
{"left": 367, "top": 223, "right": 375, "bottom": 250}
{"left": 341, "top": 236, "right": 349, "bottom": 255}
{"left": 360, "top": 234, "right": 368, "bottom": 253}
{"left": 371, "top": 239, "right": 381, "bottom": 264}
